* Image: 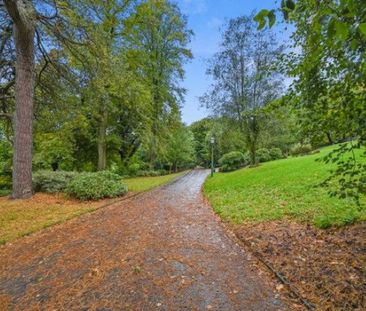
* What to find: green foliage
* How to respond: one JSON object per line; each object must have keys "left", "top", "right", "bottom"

{"left": 260, "top": 104, "right": 298, "bottom": 153}
{"left": 256, "top": 0, "right": 366, "bottom": 202}
{"left": 190, "top": 118, "right": 246, "bottom": 168}
{"left": 269, "top": 147, "right": 285, "bottom": 160}
{"left": 33, "top": 133, "right": 75, "bottom": 171}
{"left": 254, "top": 9, "right": 276, "bottom": 29}
{"left": 219, "top": 151, "right": 247, "bottom": 172}
{"left": 0, "top": 140, "right": 12, "bottom": 190}
{"left": 190, "top": 118, "right": 212, "bottom": 167}
{"left": 320, "top": 143, "right": 366, "bottom": 204}
{"left": 256, "top": 148, "right": 271, "bottom": 163}
{"left": 248, "top": 147, "right": 284, "bottom": 163}
{"left": 201, "top": 14, "right": 284, "bottom": 166}
{"left": 33, "top": 170, "right": 78, "bottom": 193}
{"left": 66, "top": 171, "right": 127, "bottom": 200}
{"left": 124, "top": 0, "right": 193, "bottom": 168}
{"left": 204, "top": 145, "right": 366, "bottom": 228}
{"left": 165, "top": 124, "right": 195, "bottom": 172}
{"left": 0, "top": 189, "right": 11, "bottom": 197}
{"left": 289, "top": 143, "right": 312, "bottom": 157}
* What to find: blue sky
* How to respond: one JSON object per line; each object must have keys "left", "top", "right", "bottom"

{"left": 176, "top": 0, "right": 283, "bottom": 125}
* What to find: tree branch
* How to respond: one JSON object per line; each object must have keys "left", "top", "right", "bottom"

{"left": 0, "top": 112, "right": 12, "bottom": 119}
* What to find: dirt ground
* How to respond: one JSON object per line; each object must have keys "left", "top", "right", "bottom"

{"left": 233, "top": 221, "right": 366, "bottom": 311}
{"left": 0, "top": 170, "right": 288, "bottom": 311}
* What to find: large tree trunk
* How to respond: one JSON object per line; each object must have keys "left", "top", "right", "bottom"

{"left": 5, "top": 0, "right": 36, "bottom": 199}
{"left": 244, "top": 117, "right": 259, "bottom": 166}
{"left": 97, "top": 108, "right": 108, "bottom": 171}
{"left": 326, "top": 131, "right": 333, "bottom": 145}
{"left": 248, "top": 138, "right": 257, "bottom": 165}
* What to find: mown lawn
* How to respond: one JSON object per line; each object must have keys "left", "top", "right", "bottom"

{"left": 204, "top": 145, "right": 366, "bottom": 228}
{"left": 125, "top": 171, "right": 185, "bottom": 192}
{"left": 0, "top": 172, "right": 184, "bottom": 245}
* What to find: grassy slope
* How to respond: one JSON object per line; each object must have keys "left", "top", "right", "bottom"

{"left": 0, "top": 172, "right": 184, "bottom": 244}
{"left": 204, "top": 145, "right": 366, "bottom": 228}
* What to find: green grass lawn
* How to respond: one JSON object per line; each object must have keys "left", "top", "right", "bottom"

{"left": 204, "top": 145, "right": 366, "bottom": 228}
{"left": 125, "top": 171, "right": 185, "bottom": 192}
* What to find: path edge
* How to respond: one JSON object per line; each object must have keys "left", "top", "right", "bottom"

{"left": 1, "top": 170, "right": 192, "bottom": 248}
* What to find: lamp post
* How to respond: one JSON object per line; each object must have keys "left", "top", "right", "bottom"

{"left": 210, "top": 136, "right": 215, "bottom": 177}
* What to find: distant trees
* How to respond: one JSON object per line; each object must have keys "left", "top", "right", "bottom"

{"left": 190, "top": 118, "right": 213, "bottom": 167}
{"left": 166, "top": 123, "right": 194, "bottom": 172}
{"left": 124, "top": 0, "right": 193, "bottom": 169}
{"left": 190, "top": 117, "right": 247, "bottom": 168}
{"left": 201, "top": 14, "right": 283, "bottom": 165}
{"left": 61, "top": 0, "right": 141, "bottom": 171}
{"left": 0, "top": 0, "right": 194, "bottom": 197}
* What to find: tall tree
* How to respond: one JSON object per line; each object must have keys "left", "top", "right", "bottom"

{"left": 62, "top": 0, "right": 152, "bottom": 170}
{"left": 165, "top": 122, "right": 194, "bottom": 172}
{"left": 3, "top": 0, "right": 36, "bottom": 198}
{"left": 1, "top": 0, "right": 91, "bottom": 197}
{"left": 201, "top": 14, "right": 283, "bottom": 165}
{"left": 0, "top": 8, "right": 15, "bottom": 125}
{"left": 124, "top": 0, "right": 192, "bottom": 169}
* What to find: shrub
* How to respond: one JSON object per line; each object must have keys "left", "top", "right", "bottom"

{"left": 219, "top": 151, "right": 247, "bottom": 172}
{"left": 33, "top": 170, "right": 78, "bottom": 193}
{"left": 127, "top": 163, "right": 140, "bottom": 176}
{"left": 159, "top": 169, "right": 168, "bottom": 176}
{"left": 0, "top": 189, "right": 11, "bottom": 197}
{"left": 0, "top": 140, "right": 12, "bottom": 190}
{"left": 269, "top": 147, "right": 285, "bottom": 160}
{"left": 289, "top": 143, "right": 312, "bottom": 156}
{"left": 66, "top": 171, "right": 128, "bottom": 200}
{"left": 0, "top": 175, "right": 11, "bottom": 191}
{"left": 256, "top": 148, "right": 271, "bottom": 163}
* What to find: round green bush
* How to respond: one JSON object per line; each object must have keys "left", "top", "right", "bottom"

{"left": 219, "top": 151, "right": 247, "bottom": 172}
{"left": 269, "top": 147, "right": 285, "bottom": 160}
{"left": 66, "top": 171, "right": 128, "bottom": 200}
{"left": 256, "top": 148, "right": 271, "bottom": 163}
{"left": 289, "top": 143, "right": 312, "bottom": 156}
{"left": 33, "top": 170, "right": 78, "bottom": 193}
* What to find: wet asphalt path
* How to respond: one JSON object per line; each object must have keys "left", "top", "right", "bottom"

{"left": 0, "top": 170, "right": 285, "bottom": 310}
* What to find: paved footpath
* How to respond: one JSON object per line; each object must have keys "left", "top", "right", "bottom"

{"left": 0, "top": 170, "right": 286, "bottom": 310}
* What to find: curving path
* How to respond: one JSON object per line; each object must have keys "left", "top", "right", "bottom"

{"left": 0, "top": 170, "right": 285, "bottom": 310}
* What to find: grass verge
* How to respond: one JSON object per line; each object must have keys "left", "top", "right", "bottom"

{"left": 125, "top": 171, "right": 185, "bottom": 192}
{"left": 204, "top": 145, "right": 365, "bottom": 228}
{"left": 0, "top": 193, "right": 104, "bottom": 245}
{"left": 0, "top": 172, "right": 184, "bottom": 245}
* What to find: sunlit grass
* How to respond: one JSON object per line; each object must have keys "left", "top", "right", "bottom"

{"left": 125, "top": 171, "right": 185, "bottom": 192}
{"left": 204, "top": 145, "right": 366, "bottom": 228}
